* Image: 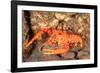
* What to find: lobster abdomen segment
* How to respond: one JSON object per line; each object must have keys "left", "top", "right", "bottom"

{"left": 68, "top": 34, "right": 83, "bottom": 48}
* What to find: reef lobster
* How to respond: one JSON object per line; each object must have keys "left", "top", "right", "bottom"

{"left": 25, "top": 28, "right": 83, "bottom": 55}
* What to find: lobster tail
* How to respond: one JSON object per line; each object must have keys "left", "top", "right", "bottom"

{"left": 69, "top": 34, "right": 83, "bottom": 48}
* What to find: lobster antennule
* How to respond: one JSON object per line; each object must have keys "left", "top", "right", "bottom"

{"left": 26, "top": 28, "right": 52, "bottom": 48}
{"left": 26, "top": 30, "right": 44, "bottom": 47}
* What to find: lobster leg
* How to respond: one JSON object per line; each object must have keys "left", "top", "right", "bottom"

{"left": 42, "top": 48, "right": 69, "bottom": 55}
{"left": 42, "top": 43, "right": 70, "bottom": 55}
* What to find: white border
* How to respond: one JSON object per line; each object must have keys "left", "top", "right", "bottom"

{"left": 17, "top": 5, "right": 94, "bottom": 68}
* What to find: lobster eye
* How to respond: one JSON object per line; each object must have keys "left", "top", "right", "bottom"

{"left": 59, "top": 33, "right": 61, "bottom": 35}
